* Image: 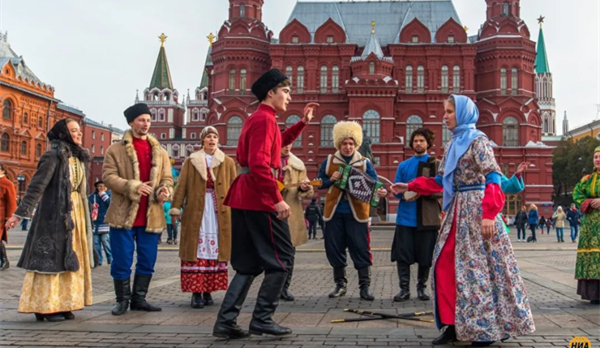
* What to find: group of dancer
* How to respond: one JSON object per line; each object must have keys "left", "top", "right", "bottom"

{"left": 0, "top": 69, "right": 598, "bottom": 346}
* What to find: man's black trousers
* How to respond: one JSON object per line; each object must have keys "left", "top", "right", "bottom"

{"left": 324, "top": 212, "right": 372, "bottom": 270}
{"left": 231, "top": 208, "right": 294, "bottom": 275}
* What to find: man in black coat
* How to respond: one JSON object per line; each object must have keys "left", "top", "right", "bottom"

{"left": 304, "top": 199, "right": 321, "bottom": 239}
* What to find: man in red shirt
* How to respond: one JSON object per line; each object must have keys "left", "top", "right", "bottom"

{"left": 213, "top": 69, "right": 318, "bottom": 339}
{"left": 103, "top": 103, "right": 173, "bottom": 316}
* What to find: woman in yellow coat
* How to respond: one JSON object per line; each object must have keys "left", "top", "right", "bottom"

{"left": 170, "top": 127, "right": 236, "bottom": 308}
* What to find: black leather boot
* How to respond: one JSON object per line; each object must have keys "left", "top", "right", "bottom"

{"left": 0, "top": 242, "right": 9, "bottom": 271}
{"left": 328, "top": 267, "right": 347, "bottom": 298}
{"left": 358, "top": 267, "right": 374, "bottom": 301}
{"left": 280, "top": 263, "right": 295, "bottom": 301}
{"left": 248, "top": 272, "right": 292, "bottom": 336}
{"left": 203, "top": 292, "right": 214, "bottom": 306}
{"left": 191, "top": 293, "right": 204, "bottom": 309}
{"left": 130, "top": 274, "right": 162, "bottom": 312}
{"left": 111, "top": 278, "right": 131, "bottom": 316}
{"left": 432, "top": 325, "right": 457, "bottom": 345}
{"left": 393, "top": 263, "right": 410, "bottom": 302}
{"left": 417, "top": 265, "right": 431, "bottom": 301}
{"left": 213, "top": 274, "right": 255, "bottom": 339}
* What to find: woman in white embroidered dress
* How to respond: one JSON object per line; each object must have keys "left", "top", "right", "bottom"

{"left": 170, "top": 127, "right": 237, "bottom": 308}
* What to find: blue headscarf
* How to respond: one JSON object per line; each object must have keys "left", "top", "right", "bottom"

{"left": 442, "top": 95, "right": 486, "bottom": 210}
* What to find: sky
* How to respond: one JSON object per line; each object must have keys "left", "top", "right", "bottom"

{"left": 1, "top": 0, "right": 598, "bottom": 133}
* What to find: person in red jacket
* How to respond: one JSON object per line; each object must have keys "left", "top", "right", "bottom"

{"left": 213, "top": 69, "right": 318, "bottom": 339}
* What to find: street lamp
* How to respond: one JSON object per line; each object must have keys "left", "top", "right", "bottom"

{"left": 16, "top": 175, "right": 25, "bottom": 202}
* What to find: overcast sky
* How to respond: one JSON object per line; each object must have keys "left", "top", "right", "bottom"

{"left": 1, "top": 0, "right": 598, "bottom": 133}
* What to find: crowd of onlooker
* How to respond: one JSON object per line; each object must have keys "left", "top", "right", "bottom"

{"left": 512, "top": 203, "right": 581, "bottom": 243}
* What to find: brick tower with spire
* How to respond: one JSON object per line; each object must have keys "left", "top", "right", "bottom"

{"left": 139, "top": 33, "right": 185, "bottom": 157}
{"left": 534, "top": 16, "right": 556, "bottom": 136}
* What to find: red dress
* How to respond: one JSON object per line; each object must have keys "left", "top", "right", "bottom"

{"left": 180, "top": 168, "right": 228, "bottom": 293}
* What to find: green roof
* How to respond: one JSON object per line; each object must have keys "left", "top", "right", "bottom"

{"left": 535, "top": 27, "right": 550, "bottom": 74}
{"left": 149, "top": 45, "right": 174, "bottom": 89}
{"left": 199, "top": 47, "right": 212, "bottom": 89}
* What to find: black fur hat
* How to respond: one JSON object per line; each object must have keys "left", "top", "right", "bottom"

{"left": 124, "top": 103, "right": 151, "bottom": 124}
{"left": 251, "top": 69, "right": 288, "bottom": 102}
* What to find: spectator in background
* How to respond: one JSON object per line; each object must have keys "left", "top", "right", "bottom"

{"left": 163, "top": 200, "right": 178, "bottom": 245}
{"left": 552, "top": 207, "right": 566, "bottom": 243}
{"left": 538, "top": 216, "right": 546, "bottom": 235}
{"left": 567, "top": 203, "right": 582, "bottom": 243}
{"left": 528, "top": 204, "right": 539, "bottom": 242}
{"left": 514, "top": 206, "right": 528, "bottom": 242}
{"left": 88, "top": 181, "right": 112, "bottom": 267}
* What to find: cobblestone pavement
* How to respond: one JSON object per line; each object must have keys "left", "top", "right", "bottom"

{"left": 0, "top": 226, "right": 598, "bottom": 347}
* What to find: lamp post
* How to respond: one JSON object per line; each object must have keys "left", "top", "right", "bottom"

{"left": 16, "top": 175, "right": 25, "bottom": 202}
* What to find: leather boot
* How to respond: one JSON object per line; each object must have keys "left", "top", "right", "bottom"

{"left": 417, "top": 265, "right": 431, "bottom": 301}
{"left": 213, "top": 274, "right": 255, "bottom": 339}
{"left": 203, "top": 292, "right": 214, "bottom": 306}
{"left": 328, "top": 267, "right": 347, "bottom": 298}
{"left": 130, "top": 274, "right": 162, "bottom": 312}
{"left": 280, "top": 263, "right": 295, "bottom": 301}
{"left": 393, "top": 263, "right": 410, "bottom": 302}
{"left": 248, "top": 272, "right": 292, "bottom": 336}
{"left": 0, "top": 242, "right": 9, "bottom": 271}
{"left": 358, "top": 267, "right": 374, "bottom": 301}
{"left": 432, "top": 325, "right": 457, "bottom": 345}
{"left": 191, "top": 293, "right": 205, "bottom": 309}
{"left": 111, "top": 278, "right": 131, "bottom": 316}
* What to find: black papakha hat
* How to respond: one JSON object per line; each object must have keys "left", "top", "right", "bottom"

{"left": 124, "top": 103, "right": 151, "bottom": 124}
{"left": 251, "top": 69, "right": 288, "bottom": 102}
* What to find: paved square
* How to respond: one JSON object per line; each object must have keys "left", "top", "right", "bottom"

{"left": 0, "top": 226, "right": 598, "bottom": 347}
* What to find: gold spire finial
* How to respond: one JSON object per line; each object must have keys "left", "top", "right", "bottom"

{"left": 207, "top": 32, "right": 216, "bottom": 46}
{"left": 463, "top": 25, "right": 469, "bottom": 32}
{"left": 159, "top": 33, "right": 167, "bottom": 47}
{"left": 537, "top": 15, "right": 545, "bottom": 28}
{"left": 371, "top": 21, "right": 376, "bottom": 34}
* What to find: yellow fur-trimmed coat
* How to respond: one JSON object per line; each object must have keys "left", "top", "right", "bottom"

{"left": 281, "top": 153, "right": 314, "bottom": 247}
{"left": 102, "top": 131, "right": 173, "bottom": 233}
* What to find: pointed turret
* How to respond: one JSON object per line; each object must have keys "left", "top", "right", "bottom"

{"left": 562, "top": 111, "right": 569, "bottom": 135}
{"left": 361, "top": 22, "right": 384, "bottom": 59}
{"left": 535, "top": 17, "right": 550, "bottom": 74}
{"left": 149, "top": 33, "right": 174, "bottom": 90}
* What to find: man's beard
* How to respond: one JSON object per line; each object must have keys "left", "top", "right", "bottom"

{"left": 414, "top": 147, "right": 426, "bottom": 155}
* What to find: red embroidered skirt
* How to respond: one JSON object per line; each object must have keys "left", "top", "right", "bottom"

{"left": 180, "top": 259, "right": 228, "bottom": 293}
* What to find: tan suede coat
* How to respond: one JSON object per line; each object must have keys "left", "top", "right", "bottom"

{"left": 280, "top": 153, "right": 314, "bottom": 247}
{"left": 102, "top": 131, "right": 173, "bottom": 233}
{"left": 169, "top": 149, "right": 236, "bottom": 262}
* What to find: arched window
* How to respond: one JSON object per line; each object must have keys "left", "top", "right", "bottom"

{"left": 229, "top": 69, "right": 236, "bottom": 92}
{"left": 511, "top": 68, "right": 518, "bottom": 95}
{"left": 320, "top": 66, "right": 328, "bottom": 93}
{"left": 362, "top": 110, "right": 380, "bottom": 143}
{"left": 543, "top": 118, "right": 549, "bottom": 134}
{"left": 441, "top": 65, "right": 449, "bottom": 93}
{"left": 453, "top": 65, "right": 461, "bottom": 93}
{"left": 240, "top": 4, "right": 245, "bottom": 17}
{"left": 35, "top": 143, "right": 42, "bottom": 157}
{"left": 23, "top": 112, "right": 28, "bottom": 124}
{"left": 442, "top": 120, "right": 452, "bottom": 147}
{"left": 227, "top": 116, "right": 243, "bottom": 146}
{"left": 286, "top": 115, "right": 302, "bottom": 146}
{"left": 172, "top": 147, "right": 179, "bottom": 158}
{"left": 406, "top": 115, "right": 423, "bottom": 141}
{"left": 503, "top": 3, "right": 509, "bottom": 15}
{"left": 502, "top": 116, "right": 519, "bottom": 147}
{"left": 297, "top": 66, "right": 304, "bottom": 93}
{"left": 500, "top": 68, "right": 507, "bottom": 95}
{"left": 405, "top": 65, "right": 413, "bottom": 93}
{"left": 417, "top": 65, "right": 425, "bottom": 93}
{"left": 240, "top": 69, "right": 247, "bottom": 93}
{"left": 2, "top": 100, "right": 11, "bottom": 120}
{"left": 150, "top": 109, "right": 157, "bottom": 121}
{"left": 20, "top": 141, "right": 27, "bottom": 155}
{"left": 158, "top": 109, "right": 165, "bottom": 122}
{"left": 320, "top": 115, "right": 337, "bottom": 147}
{"left": 38, "top": 116, "right": 42, "bottom": 128}
{"left": 332, "top": 66, "right": 339, "bottom": 93}
{"left": 369, "top": 62, "right": 375, "bottom": 75}
{"left": 1, "top": 133, "right": 9, "bottom": 152}
{"left": 191, "top": 133, "right": 197, "bottom": 139}
{"left": 285, "top": 66, "right": 293, "bottom": 89}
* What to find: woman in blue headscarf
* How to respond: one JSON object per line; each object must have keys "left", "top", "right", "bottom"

{"left": 392, "top": 95, "right": 535, "bottom": 346}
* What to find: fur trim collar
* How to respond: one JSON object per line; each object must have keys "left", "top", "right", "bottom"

{"left": 331, "top": 151, "right": 365, "bottom": 167}
{"left": 50, "top": 139, "right": 90, "bottom": 163}
{"left": 121, "top": 129, "right": 163, "bottom": 197}
{"left": 282, "top": 153, "right": 305, "bottom": 172}
{"left": 190, "top": 148, "right": 225, "bottom": 181}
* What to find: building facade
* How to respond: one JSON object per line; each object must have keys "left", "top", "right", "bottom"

{"left": 81, "top": 117, "right": 125, "bottom": 190}
{"left": 0, "top": 32, "right": 85, "bottom": 198}
{"left": 138, "top": 0, "right": 555, "bottom": 219}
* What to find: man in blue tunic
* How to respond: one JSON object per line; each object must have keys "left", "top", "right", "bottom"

{"left": 391, "top": 128, "right": 441, "bottom": 302}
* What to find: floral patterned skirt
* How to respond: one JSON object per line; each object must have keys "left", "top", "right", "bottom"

{"left": 180, "top": 259, "right": 228, "bottom": 293}
{"left": 18, "top": 191, "right": 93, "bottom": 314}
